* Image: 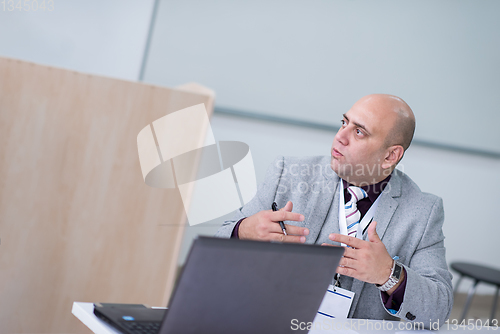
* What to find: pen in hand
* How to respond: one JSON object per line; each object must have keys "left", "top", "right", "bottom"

{"left": 271, "top": 202, "right": 288, "bottom": 236}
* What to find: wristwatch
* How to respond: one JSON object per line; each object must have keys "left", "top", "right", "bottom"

{"left": 376, "top": 260, "right": 403, "bottom": 292}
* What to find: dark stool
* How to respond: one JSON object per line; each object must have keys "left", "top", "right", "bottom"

{"left": 451, "top": 262, "right": 500, "bottom": 322}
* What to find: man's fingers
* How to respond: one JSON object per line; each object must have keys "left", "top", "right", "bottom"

{"left": 342, "top": 247, "right": 357, "bottom": 259}
{"left": 271, "top": 233, "right": 306, "bottom": 243}
{"left": 271, "top": 210, "right": 304, "bottom": 223}
{"left": 336, "top": 266, "right": 357, "bottom": 277}
{"left": 339, "top": 256, "right": 357, "bottom": 269}
{"left": 266, "top": 222, "right": 308, "bottom": 236}
{"left": 284, "top": 224, "right": 309, "bottom": 236}
{"left": 279, "top": 201, "right": 293, "bottom": 212}
{"left": 329, "top": 233, "right": 364, "bottom": 248}
{"left": 367, "top": 221, "right": 381, "bottom": 243}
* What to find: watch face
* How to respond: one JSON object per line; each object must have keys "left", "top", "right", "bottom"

{"left": 393, "top": 263, "right": 402, "bottom": 280}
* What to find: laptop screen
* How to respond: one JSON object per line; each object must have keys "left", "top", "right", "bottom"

{"left": 160, "top": 237, "right": 344, "bottom": 334}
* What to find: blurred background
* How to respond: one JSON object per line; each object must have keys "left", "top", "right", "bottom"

{"left": 1, "top": 0, "right": 499, "bottom": 325}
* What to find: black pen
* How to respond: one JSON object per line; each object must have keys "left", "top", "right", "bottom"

{"left": 271, "top": 202, "right": 287, "bottom": 235}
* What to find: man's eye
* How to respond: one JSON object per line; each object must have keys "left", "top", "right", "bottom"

{"left": 356, "top": 129, "right": 364, "bottom": 136}
{"left": 340, "top": 119, "right": 346, "bottom": 126}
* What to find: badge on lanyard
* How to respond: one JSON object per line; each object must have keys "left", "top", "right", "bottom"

{"left": 314, "top": 284, "right": 355, "bottom": 321}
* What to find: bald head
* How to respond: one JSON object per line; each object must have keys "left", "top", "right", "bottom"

{"left": 357, "top": 94, "right": 415, "bottom": 151}
{"left": 331, "top": 94, "right": 416, "bottom": 184}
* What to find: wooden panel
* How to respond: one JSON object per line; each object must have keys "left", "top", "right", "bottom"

{"left": 0, "top": 57, "right": 214, "bottom": 333}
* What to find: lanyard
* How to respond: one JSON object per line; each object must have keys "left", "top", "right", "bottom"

{"left": 338, "top": 179, "right": 381, "bottom": 247}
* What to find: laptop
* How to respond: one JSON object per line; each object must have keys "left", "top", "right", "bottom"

{"left": 94, "top": 236, "right": 344, "bottom": 334}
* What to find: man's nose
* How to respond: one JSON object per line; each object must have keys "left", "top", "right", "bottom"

{"left": 335, "top": 126, "right": 349, "bottom": 146}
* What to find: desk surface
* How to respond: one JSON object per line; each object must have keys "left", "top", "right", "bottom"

{"left": 72, "top": 302, "right": 497, "bottom": 333}
{"left": 72, "top": 302, "right": 121, "bottom": 334}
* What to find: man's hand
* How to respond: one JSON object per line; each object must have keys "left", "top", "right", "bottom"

{"left": 323, "top": 221, "right": 393, "bottom": 285}
{"left": 239, "top": 201, "right": 309, "bottom": 243}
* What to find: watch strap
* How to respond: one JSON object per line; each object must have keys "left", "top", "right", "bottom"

{"left": 376, "top": 261, "right": 402, "bottom": 292}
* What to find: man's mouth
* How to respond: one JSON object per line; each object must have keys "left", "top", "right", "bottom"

{"left": 332, "top": 148, "right": 343, "bottom": 158}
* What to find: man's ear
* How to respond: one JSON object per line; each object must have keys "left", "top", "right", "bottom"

{"left": 381, "top": 145, "right": 404, "bottom": 169}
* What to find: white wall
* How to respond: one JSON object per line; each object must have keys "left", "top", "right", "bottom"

{"left": 180, "top": 113, "right": 500, "bottom": 295}
{"left": 0, "top": 0, "right": 154, "bottom": 80}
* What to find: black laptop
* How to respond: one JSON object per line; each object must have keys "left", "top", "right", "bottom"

{"left": 94, "top": 236, "right": 344, "bottom": 334}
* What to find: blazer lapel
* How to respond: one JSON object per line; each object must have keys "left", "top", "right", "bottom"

{"left": 366, "top": 170, "right": 402, "bottom": 241}
{"left": 349, "top": 170, "right": 402, "bottom": 314}
{"left": 309, "top": 173, "right": 340, "bottom": 244}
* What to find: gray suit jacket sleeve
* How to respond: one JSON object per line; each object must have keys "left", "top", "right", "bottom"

{"left": 387, "top": 197, "right": 453, "bottom": 328}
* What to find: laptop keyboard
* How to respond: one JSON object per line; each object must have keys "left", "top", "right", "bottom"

{"left": 120, "top": 321, "right": 161, "bottom": 334}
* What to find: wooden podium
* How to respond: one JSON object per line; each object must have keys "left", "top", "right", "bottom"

{"left": 0, "top": 57, "right": 214, "bottom": 333}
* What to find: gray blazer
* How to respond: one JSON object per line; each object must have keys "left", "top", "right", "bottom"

{"left": 216, "top": 155, "right": 453, "bottom": 328}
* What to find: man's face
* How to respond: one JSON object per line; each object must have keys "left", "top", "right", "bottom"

{"left": 330, "top": 97, "right": 397, "bottom": 186}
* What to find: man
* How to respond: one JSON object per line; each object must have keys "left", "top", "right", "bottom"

{"left": 215, "top": 94, "right": 453, "bottom": 328}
